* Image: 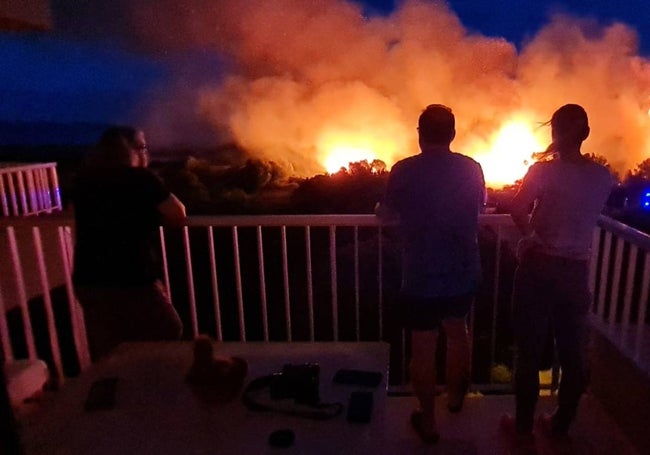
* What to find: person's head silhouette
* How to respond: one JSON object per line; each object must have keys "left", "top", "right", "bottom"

{"left": 418, "top": 104, "right": 456, "bottom": 150}
{"left": 93, "top": 126, "right": 148, "bottom": 169}
{"left": 550, "top": 104, "right": 590, "bottom": 153}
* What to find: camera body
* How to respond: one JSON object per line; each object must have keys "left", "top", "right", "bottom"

{"left": 269, "top": 363, "right": 320, "bottom": 405}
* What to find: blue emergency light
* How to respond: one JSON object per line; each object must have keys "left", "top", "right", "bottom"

{"left": 642, "top": 191, "right": 650, "bottom": 210}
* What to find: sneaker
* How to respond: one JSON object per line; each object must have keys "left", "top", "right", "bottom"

{"left": 499, "top": 413, "right": 535, "bottom": 452}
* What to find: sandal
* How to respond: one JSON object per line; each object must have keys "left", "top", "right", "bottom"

{"left": 410, "top": 410, "right": 440, "bottom": 444}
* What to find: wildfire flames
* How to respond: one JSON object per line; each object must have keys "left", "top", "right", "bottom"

{"left": 319, "top": 114, "right": 546, "bottom": 186}
{"left": 134, "top": 0, "right": 650, "bottom": 188}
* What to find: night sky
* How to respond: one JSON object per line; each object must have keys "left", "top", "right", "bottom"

{"left": 2, "top": 0, "right": 650, "bottom": 139}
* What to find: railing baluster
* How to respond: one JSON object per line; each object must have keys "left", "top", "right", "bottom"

{"left": 25, "top": 170, "right": 37, "bottom": 214}
{"left": 6, "top": 172, "right": 19, "bottom": 216}
{"left": 57, "top": 226, "right": 90, "bottom": 371}
{"left": 32, "top": 226, "right": 64, "bottom": 384}
{"left": 182, "top": 226, "right": 198, "bottom": 337}
{"left": 207, "top": 227, "right": 223, "bottom": 341}
{"left": 621, "top": 245, "right": 638, "bottom": 330}
{"left": 635, "top": 253, "right": 650, "bottom": 361}
{"left": 597, "top": 231, "right": 613, "bottom": 319}
{"left": 0, "top": 174, "right": 9, "bottom": 216}
{"left": 15, "top": 172, "right": 29, "bottom": 216}
{"left": 305, "top": 226, "right": 315, "bottom": 341}
{"left": 490, "top": 224, "right": 503, "bottom": 382}
{"left": 354, "top": 226, "right": 360, "bottom": 341}
{"left": 158, "top": 227, "right": 172, "bottom": 305}
{"left": 589, "top": 227, "right": 602, "bottom": 311}
{"left": 49, "top": 164, "right": 62, "bottom": 210}
{"left": 7, "top": 227, "right": 37, "bottom": 358}
{"left": 608, "top": 237, "right": 625, "bottom": 326}
{"left": 256, "top": 226, "right": 269, "bottom": 341}
{"left": 232, "top": 226, "right": 246, "bottom": 341}
{"left": 36, "top": 168, "right": 49, "bottom": 212}
{"left": 330, "top": 226, "right": 338, "bottom": 341}
{"left": 377, "top": 225, "right": 383, "bottom": 340}
{"left": 281, "top": 226, "right": 291, "bottom": 341}
{"left": 34, "top": 168, "right": 44, "bottom": 212}
{"left": 0, "top": 276, "right": 13, "bottom": 360}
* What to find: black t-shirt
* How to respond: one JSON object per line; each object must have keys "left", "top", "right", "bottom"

{"left": 72, "top": 167, "right": 170, "bottom": 287}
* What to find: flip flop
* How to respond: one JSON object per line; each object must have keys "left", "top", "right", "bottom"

{"left": 410, "top": 410, "right": 440, "bottom": 444}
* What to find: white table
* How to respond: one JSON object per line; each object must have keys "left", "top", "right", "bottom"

{"left": 21, "top": 341, "right": 390, "bottom": 455}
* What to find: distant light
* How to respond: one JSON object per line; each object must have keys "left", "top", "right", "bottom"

{"left": 642, "top": 189, "right": 650, "bottom": 210}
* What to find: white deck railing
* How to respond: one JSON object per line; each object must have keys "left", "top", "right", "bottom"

{"left": 0, "top": 163, "right": 62, "bottom": 217}
{"left": 590, "top": 216, "right": 650, "bottom": 371}
{"left": 1, "top": 213, "right": 648, "bottom": 387}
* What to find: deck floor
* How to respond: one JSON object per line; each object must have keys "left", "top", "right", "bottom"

{"left": 382, "top": 392, "right": 638, "bottom": 454}
{"left": 16, "top": 391, "right": 637, "bottom": 454}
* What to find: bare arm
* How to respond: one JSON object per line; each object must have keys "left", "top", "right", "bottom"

{"left": 509, "top": 165, "right": 541, "bottom": 237}
{"left": 157, "top": 193, "right": 186, "bottom": 228}
{"left": 510, "top": 190, "right": 534, "bottom": 237}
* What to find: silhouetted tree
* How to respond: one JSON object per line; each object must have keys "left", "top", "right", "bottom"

{"left": 629, "top": 157, "right": 650, "bottom": 181}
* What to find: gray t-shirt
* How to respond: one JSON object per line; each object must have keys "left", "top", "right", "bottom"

{"left": 380, "top": 151, "right": 486, "bottom": 297}
{"left": 518, "top": 159, "right": 614, "bottom": 259}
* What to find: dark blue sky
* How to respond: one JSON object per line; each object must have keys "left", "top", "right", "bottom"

{"left": 2, "top": 0, "right": 650, "bottom": 128}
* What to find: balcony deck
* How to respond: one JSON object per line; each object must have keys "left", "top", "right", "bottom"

{"left": 2, "top": 212, "right": 649, "bottom": 453}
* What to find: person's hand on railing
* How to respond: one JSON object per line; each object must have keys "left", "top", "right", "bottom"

{"left": 374, "top": 202, "right": 400, "bottom": 225}
{"left": 515, "top": 233, "right": 541, "bottom": 262}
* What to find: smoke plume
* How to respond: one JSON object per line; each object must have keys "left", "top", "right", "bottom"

{"left": 131, "top": 0, "right": 650, "bottom": 184}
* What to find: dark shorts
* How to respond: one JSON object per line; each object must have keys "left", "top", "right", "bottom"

{"left": 396, "top": 293, "right": 473, "bottom": 331}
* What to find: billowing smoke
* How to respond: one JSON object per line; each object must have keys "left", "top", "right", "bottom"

{"left": 130, "top": 0, "right": 650, "bottom": 184}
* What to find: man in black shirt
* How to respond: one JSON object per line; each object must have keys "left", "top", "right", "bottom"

{"left": 72, "top": 126, "right": 185, "bottom": 361}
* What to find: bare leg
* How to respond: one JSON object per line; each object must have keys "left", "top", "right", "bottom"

{"left": 410, "top": 329, "right": 439, "bottom": 434}
{"left": 442, "top": 316, "right": 471, "bottom": 410}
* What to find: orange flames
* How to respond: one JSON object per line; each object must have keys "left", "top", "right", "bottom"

{"left": 318, "top": 113, "right": 546, "bottom": 187}
{"left": 136, "top": 0, "right": 650, "bottom": 187}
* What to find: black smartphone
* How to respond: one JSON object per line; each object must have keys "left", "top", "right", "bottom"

{"left": 84, "top": 377, "right": 119, "bottom": 411}
{"left": 333, "top": 369, "right": 383, "bottom": 387}
{"left": 346, "top": 391, "right": 373, "bottom": 423}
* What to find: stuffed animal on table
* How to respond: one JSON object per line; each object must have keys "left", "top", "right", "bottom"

{"left": 185, "top": 336, "right": 248, "bottom": 405}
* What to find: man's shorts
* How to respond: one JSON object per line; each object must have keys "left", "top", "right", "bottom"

{"left": 396, "top": 293, "right": 473, "bottom": 331}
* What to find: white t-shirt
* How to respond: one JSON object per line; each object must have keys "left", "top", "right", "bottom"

{"left": 516, "top": 158, "right": 614, "bottom": 260}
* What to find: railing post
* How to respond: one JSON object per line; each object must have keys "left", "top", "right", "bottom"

{"left": 256, "top": 226, "right": 269, "bottom": 342}
{"left": 597, "top": 231, "right": 613, "bottom": 319}
{"left": 330, "top": 226, "right": 338, "bottom": 342}
{"left": 232, "top": 226, "right": 246, "bottom": 341}
{"left": 281, "top": 226, "right": 291, "bottom": 341}
{"left": 207, "top": 226, "right": 223, "bottom": 341}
